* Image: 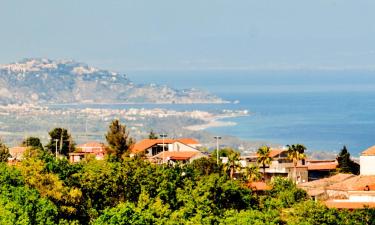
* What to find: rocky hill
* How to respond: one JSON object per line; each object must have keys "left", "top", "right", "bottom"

{"left": 0, "top": 58, "right": 226, "bottom": 105}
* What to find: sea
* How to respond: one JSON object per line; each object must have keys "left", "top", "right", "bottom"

{"left": 127, "top": 70, "right": 375, "bottom": 157}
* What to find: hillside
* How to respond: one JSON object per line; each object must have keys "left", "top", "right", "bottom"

{"left": 0, "top": 58, "right": 226, "bottom": 105}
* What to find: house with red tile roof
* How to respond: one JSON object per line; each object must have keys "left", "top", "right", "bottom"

{"left": 306, "top": 159, "right": 338, "bottom": 181}
{"left": 151, "top": 151, "right": 207, "bottom": 164}
{"left": 69, "top": 141, "right": 108, "bottom": 163}
{"left": 131, "top": 138, "right": 203, "bottom": 164}
{"left": 131, "top": 138, "right": 200, "bottom": 156}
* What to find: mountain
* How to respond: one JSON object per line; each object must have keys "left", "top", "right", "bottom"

{"left": 0, "top": 58, "right": 226, "bottom": 105}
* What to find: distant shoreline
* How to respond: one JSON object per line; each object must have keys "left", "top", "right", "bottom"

{"left": 184, "top": 120, "right": 237, "bottom": 131}
{"left": 44, "top": 101, "right": 231, "bottom": 107}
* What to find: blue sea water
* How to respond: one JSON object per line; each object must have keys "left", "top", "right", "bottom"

{"left": 127, "top": 70, "right": 375, "bottom": 156}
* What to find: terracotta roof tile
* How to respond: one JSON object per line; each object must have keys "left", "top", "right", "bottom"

{"left": 9, "top": 147, "right": 27, "bottom": 158}
{"left": 9, "top": 146, "right": 27, "bottom": 154}
{"left": 255, "top": 149, "right": 286, "bottom": 158}
{"left": 77, "top": 141, "right": 106, "bottom": 148}
{"left": 76, "top": 141, "right": 107, "bottom": 153}
{"left": 355, "top": 184, "right": 375, "bottom": 191}
{"left": 177, "top": 138, "right": 199, "bottom": 145}
{"left": 307, "top": 161, "right": 338, "bottom": 171}
{"left": 152, "top": 151, "right": 199, "bottom": 160}
{"left": 362, "top": 146, "right": 375, "bottom": 156}
{"left": 299, "top": 173, "right": 355, "bottom": 189}
{"left": 247, "top": 182, "right": 271, "bottom": 191}
{"left": 131, "top": 139, "right": 199, "bottom": 153}
{"left": 327, "top": 176, "right": 375, "bottom": 191}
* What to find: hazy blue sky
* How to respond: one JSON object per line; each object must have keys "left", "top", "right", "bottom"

{"left": 0, "top": 0, "right": 374, "bottom": 71}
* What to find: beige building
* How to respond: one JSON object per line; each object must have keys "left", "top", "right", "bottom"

{"left": 242, "top": 148, "right": 308, "bottom": 183}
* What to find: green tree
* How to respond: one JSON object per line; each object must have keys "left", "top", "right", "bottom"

{"left": 268, "top": 177, "right": 307, "bottom": 208}
{"left": 337, "top": 145, "right": 359, "bottom": 175}
{"left": 148, "top": 130, "right": 158, "bottom": 139}
{"left": 257, "top": 145, "right": 272, "bottom": 181}
{"left": 220, "top": 209, "right": 281, "bottom": 225}
{"left": 287, "top": 144, "right": 306, "bottom": 182}
{"left": 286, "top": 200, "right": 340, "bottom": 225}
{"left": 22, "top": 136, "right": 44, "bottom": 151}
{"left": 0, "top": 163, "right": 58, "bottom": 225}
{"left": 105, "top": 119, "right": 134, "bottom": 160}
{"left": 223, "top": 150, "right": 241, "bottom": 179}
{"left": 188, "top": 157, "right": 221, "bottom": 176}
{"left": 46, "top": 128, "right": 75, "bottom": 157}
{"left": 244, "top": 164, "right": 262, "bottom": 183}
{"left": 0, "top": 139, "right": 10, "bottom": 162}
{"left": 93, "top": 202, "right": 152, "bottom": 225}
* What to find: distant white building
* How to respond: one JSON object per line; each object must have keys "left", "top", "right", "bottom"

{"left": 360, "top": 146, "right": 375, "bottom": 175}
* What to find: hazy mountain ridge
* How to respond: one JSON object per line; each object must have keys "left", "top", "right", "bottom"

{"left": 0, "top": 58, "right": 226, "bottom": 105}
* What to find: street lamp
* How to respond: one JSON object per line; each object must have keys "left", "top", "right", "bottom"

{"left": 214, "top": 136, "right": 222, "bottom": 164}
{"left": 160, "top": 133, "right": 167, "bottom": 164}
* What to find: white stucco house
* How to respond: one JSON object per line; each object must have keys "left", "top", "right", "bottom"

{"left": 360, "top": 145, "right": 375, "bottom": 175}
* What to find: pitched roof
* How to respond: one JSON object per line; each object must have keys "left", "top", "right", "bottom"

{"left": 9, "top": 147, "right": 27, "bottom": 159}
{"left": 152, "top": 151, "right": 199, "bottom": 161}
{"left": 325, "top": 200, "right": 375, "bottom": 209}
{"left": 299, "top": 173, "right": 356, "bottom": 197}
{"left": 131, "top": 138, "right": 199, "bottom": 153}
{"left": 9, "top": 146, "right": 27, "bottom": 154}
{"left": 76, "top": 141, "right": 107, "bottom": 153}
{"left": 254, "top": 149, "right": 286, "bottom": 158}
{"left": 269, "top": 149, "right": 286, "bottom": 158}
{"left": 131, "top": 139, "right": 173, "bottom": 153}
{"left": 299, "top": 173, "right": 355, "bottom": 189}
{"left": 307, "top": 161, "right": 338, "bottom": 171}
{"left": 327, "top": 175, "right": 375, "bottom": 191}
{"left": 362, "top": 145, "right": 375, "bottom": 156}
{"left": 76, "top": 141, "right": 106, "bottom": 148}
{"left": 177, "top": 138, "right": 200, "bottom": 145}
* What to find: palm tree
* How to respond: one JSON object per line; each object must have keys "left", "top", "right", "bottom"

{"left": 257, "top": 145, "right": 272, "bottom": 181}
{"left": 243, "top": 164, "right": 262, "bottom": 183}
{"left": 223, "top": 150, "right": 241, "bottom": 179}
{"left": 287, "top": 144, "right": 306, "bottom": 183}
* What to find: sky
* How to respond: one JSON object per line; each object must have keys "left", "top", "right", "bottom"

{"left": 0, "top": 0, "right": 375, "bottom": 71}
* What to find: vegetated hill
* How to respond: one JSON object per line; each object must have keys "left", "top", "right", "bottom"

{"left": 0, "top": 58, "right": 226, "bottom": 105}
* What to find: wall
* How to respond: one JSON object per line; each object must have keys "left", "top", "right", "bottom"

{"left": 360, "top": 156, "right": 375, "bottom": 175}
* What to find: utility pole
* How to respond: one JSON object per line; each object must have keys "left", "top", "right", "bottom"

{"left": 54, "top": 139, "right": 59, "bottom": 160}
{"left": 214, "top": 136, "right": 222, "bottom": 164}
{"left": 60, "top": 131, "right": 63, "bottom": 154}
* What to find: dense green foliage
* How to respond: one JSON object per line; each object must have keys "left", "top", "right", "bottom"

{"left": 257, "top": 145, "right": 272, "bottom": 181}
{"left": 22, "top": 136, "right": 44, "bottom": 151}
{"left": 0, "top": 140, "right": 10, "bottom": 162}
{"left": 105, "top": 119, "right": 134, "bottom": 160}
{"left": 337, "top": 145, "right": 360, "bottom": 175}
{"left": 287, "top": 144, "right": 306, "bottom": 182}
{"left": 1, "top": 151, "right": 375, "bottom": 224}
{"left": 46, "top": 128, "right": 75, "bottom": 156}
{"left": 148, "top": 130, "right": 158, "bottom": 139}
{"left": 0, "top": 124, "right": 374, "bottom": 224}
